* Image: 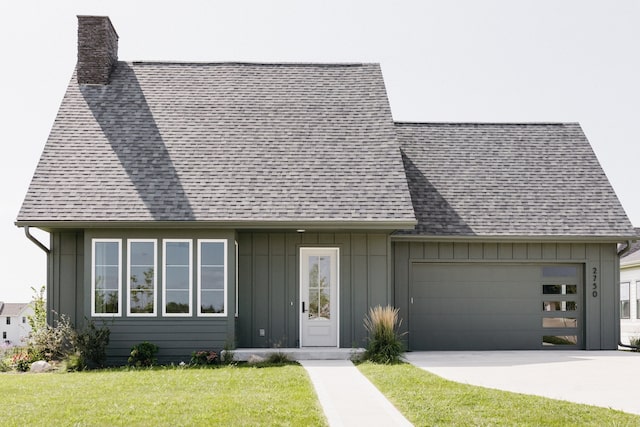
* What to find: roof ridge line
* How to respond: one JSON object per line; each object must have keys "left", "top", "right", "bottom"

{"left": 394, "top": 121, "right": 578, "bottom": 126}
{"left": 127, "top": 60, "right": 376, "bottom": 67}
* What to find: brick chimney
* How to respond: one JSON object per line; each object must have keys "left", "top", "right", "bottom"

{"left": 77, "top": 16, "right": 119, "bottom": 85}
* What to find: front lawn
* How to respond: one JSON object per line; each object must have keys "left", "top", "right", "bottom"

{"left": 358, "top": 362, "right": 640, "bottom": 426}
{"left": 1, "top": 365, "right": 327, "bottom": 426}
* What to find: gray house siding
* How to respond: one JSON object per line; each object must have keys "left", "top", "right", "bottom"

{"left": 393, "top": 240, "right": 621, "bottom": 350}
{"left": 64, "top": 229, "right": 238, "bottom": 364}
{"left": 48, "top": 231, "right": 84, "bottom": 327}
{"left": 237, "top": 232, "right": 392, "bottom": 349}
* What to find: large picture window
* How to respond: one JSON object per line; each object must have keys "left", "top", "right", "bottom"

{"left": 128, "top": 240, "right": 157, "bottom": 316}
{"left": 620, "top": 282, "right": 630, "bottom": 319}
{"left": 163, "top": 240, "right": 192, "bottom": 316}
{"left": 198, "top": 240, "right": 227, "bottom": 316}
{"left": 92, "top": 239, "right": 121, "bottom": 316}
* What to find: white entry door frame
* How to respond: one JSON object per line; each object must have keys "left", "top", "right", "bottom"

{"left": 299, "top": 247, "right": 340, "bottom": 347}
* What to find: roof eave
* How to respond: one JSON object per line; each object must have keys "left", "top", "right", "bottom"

{"left": 15, "top": 219, "right": 418, "bottom": 232}
{"left": 390, "top": 234, "right": 637, "bottom": 244}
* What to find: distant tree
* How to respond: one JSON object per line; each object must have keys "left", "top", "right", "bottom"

{"left": 28, "top": 286, "right": 47, "bottom": 332}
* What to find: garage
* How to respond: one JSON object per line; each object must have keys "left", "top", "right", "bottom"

{"left": 409, "top": 263, "right": 583, "bottom": 350}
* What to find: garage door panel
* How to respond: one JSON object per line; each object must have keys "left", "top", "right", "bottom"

{"left": 409, "top": 263, "right": 583, "bottom": 350}
{"left": 413, "top": 297, "right": 540, "bottom": 315}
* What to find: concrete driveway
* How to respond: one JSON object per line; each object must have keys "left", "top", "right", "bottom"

{"left": 405, "top": 351, "right": 640, "bottom": 415}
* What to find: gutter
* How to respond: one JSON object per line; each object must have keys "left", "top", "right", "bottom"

{"left": 23, "top": 226, "right": 50, "bottom": 254}
{"left": 617, "top": 240, "right": 633, "bottom": 257}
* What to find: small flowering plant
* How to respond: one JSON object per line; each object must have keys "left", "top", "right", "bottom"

{"left": 190, "top": 350, "right": 218, "bottom": 366}
{"left": 12, "top": 351, "right": 32, "bottom": 372}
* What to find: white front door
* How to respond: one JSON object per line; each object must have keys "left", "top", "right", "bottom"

{"left": 300, "top": 248, "right": 339, "bottom": 347}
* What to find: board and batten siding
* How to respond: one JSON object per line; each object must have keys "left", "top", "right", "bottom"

{"left": 48, "top": 231, "right": 84, "bottom": 328}
{"left": 237, "top": 232, "right": 392, "bottom": 349}
{"left": 50, "top": 229, "right": 237, "bottom": 364}
{"left": 393, "top": 241, "right": 621, "bottom": 350}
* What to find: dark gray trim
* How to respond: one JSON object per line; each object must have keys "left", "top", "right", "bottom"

{"left": 391, "top": 235, "right": 635, "bottom": 243}
{"left": 16, "top": 220, "right": 417, "bottom": 231}
{"left": 23, "top": 226, "right": 50, "bottom": 254}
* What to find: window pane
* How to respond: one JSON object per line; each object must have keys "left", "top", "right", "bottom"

{"left": 621, "top": 282, "right": 630, "bottom": 319}
{"left": 166, "top": 266, "right": 190, "bottom": 289}
{"left": 542, "top": 317, "right": 577, "bottom": 328}
{"left": 130, "top": 266, "right": 154, "bottom": 290}
{"left": 95, "top": 266, "right": 119, "bottom": 290}
{"left": 543, "top": 335, "right": 577, "bottom": 346}
{"left": 95, "top": 290, "right": 118, "bottom": 314}
{"left": 201, "top": 242, "right": 224, "bottom": 265}
{"left": 201, "top": 291, "right": 224, "bottom": 314}
{"left": 165, "top": 291, "right": 190, "bottom": 313}
{"left": 130, "top": 290, "right": 154, "bottom": 314}
{"left": 93, "top": 240, "right": 120, "bottom": 315}
{"left": 543, "top": 284, "right": 577, "bottom": 295}
{"left": 95, "top": 242, "right": 119, "bottom": 265}
{"left": 201, "top": 266, "right": 224, "bottom": 290}
{"left": 166, "top": 242, "right": 190, "bottom": 265}
{"left": 130, "top": 242, "right": 154, "bottom": 265}
{"left": 543, "top": 301, "right": 577, "bottom": 311}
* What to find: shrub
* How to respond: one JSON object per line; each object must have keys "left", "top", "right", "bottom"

{"left": 190, "top": 350, "right": 218, "bottom": 366}
{"left": 128, "top": 342, "right": 159, "bottom": 367}
{"left": 11, "top": 350, "right": 32, "bottom": 372}
{"left": 266, "top": 351, "right": 291, "bottom": 365}
{"left": 75, "top": 319, "right": 110, "bottom": 368}
{"left": 363, "top": 305, "right": 405, "bottom": 364}
{"left": 27, "top": 312, "right": 76, "bottom": 362}
{"left": 630, "top": 337, "right": 640, "bottom": 352}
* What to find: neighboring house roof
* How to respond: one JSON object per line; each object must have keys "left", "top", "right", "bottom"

{"left": 17, "top": 62, "right": 416, "bottom": 228}
{"left": 395, "top": 122, "right": 635, "bottom": 238}
{"left": 0, "top": 303, "right": 30, "bottom": 317}
{"left": 621, "top": 228, "right": 640, "bottom": 267}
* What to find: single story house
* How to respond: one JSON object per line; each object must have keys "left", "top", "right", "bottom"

{"left": 16, "top": 16, "right": 636, "bottom": 363}
{"left": 620, "top": 228, "right": 640, "bottom": 344}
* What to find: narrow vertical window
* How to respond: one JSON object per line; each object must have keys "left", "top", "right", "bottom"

{"left": 620, "top": 282, "right": 630, "bottom": 319}
{"left": 636, "top": 282, "right": 640, "bottom": 319}
{"left": 163, "top": 240, "right": 192, "bottom": 316}
{"left": 128, "top": 240, "right": 157, "bottom": 316}
{"left": 92, "top": 239, "right": 121, "bottom": 316}
{"left": 6, "top": 317, "right": 10, "bottom": 325}
{"left": 198, "top": 240, "right": 227, "bottom": 316}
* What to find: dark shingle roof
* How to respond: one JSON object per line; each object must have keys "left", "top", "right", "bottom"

{"left": 395, "top": 122, "right": 635, "bottom": 237}
{"left": 17, "top": 62, "right": 416, "bottom": 227}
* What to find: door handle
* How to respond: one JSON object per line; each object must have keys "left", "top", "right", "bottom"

{"left": 302, "top": 301, "right": 306, "bottom": 313}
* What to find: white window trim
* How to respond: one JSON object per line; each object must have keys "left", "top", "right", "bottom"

{"left": 197, "top": 239, "right": 227, "bottom": 317}
{"left": 162, "top": 239, "right": 193, "bottom": 317}
{"left": 127, "top": 239, "right": 158, "bottom": 317}
{"left": 621, "top": 281, "right": 631, "bottom": 320}
{"left": 91, "top": 238, "right": 122, "bottom": 317}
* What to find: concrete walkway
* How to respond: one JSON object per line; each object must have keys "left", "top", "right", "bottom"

{"left": 406, "top": 351, "right": 640, "bottom": 415}
{"left": 300, "top": 360, "right": 412, "bottom": 427}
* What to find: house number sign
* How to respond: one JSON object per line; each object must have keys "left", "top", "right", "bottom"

{"left": 592, "top": 267, "right": 598, "bottom": 298}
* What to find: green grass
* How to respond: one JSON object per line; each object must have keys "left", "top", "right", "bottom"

{"left": 0, "top": 365, "right": 327, "bottom": 426}
{"left": 358, "top": 362, "right": 640, "bottom": 426}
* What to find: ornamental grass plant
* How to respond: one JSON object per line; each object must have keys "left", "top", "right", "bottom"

{"left": 363, "top": 305, "right": 405, "bottom": 364}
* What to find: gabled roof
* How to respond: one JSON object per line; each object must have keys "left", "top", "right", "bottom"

{"left": 0, "top": 303, "right": 30, "bottom": 317}
{"left": 17, "top": 62, "right": 416, "bottom": 229}
{"left": 395, "top": 122, "right": 635, "bottom": 238}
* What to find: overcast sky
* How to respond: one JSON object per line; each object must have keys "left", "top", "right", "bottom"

{"left": 1, "top": 0, "right": 638, "bottom": 302}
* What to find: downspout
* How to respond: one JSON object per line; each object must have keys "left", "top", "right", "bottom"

{"left": 24, "top": 226, "right": 50, "bottom": 254}
{"left": 617, "top": 240, "right": 640, "bottom": 350}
